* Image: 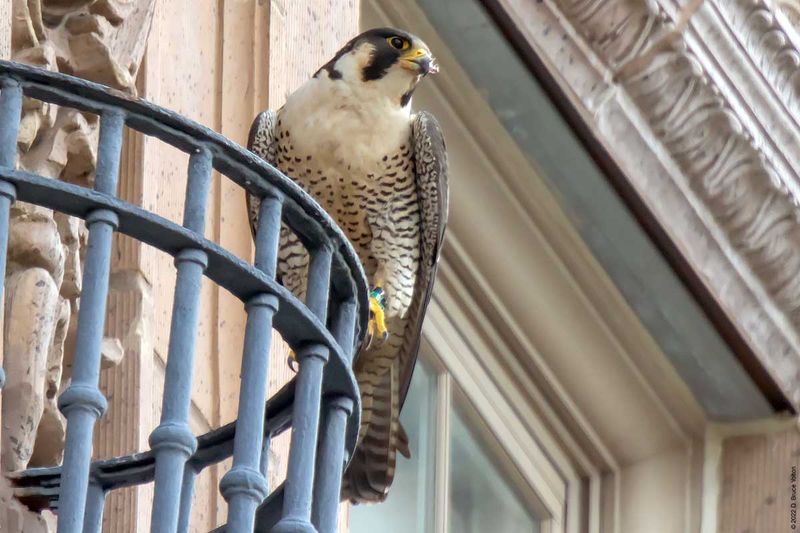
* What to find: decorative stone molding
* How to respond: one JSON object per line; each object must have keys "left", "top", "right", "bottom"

{"left": 492, "top": 0, "right": 800, "bottom": 410}
{"left": 719, "top": 2, "right": 800, "bottom": 122}
{"left": 779, "top": 1, "right": 800, "bottom": 26}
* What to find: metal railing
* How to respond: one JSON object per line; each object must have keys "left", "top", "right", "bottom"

{"left": 0, "top": 60, "right": 368, "bottom": 533}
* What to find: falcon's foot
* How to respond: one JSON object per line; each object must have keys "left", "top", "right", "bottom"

{"left": 367, "top": 287, "right": 389, "bottom": 349}
{"left": 287, "top": 349, "right": 298, "bottom": 372}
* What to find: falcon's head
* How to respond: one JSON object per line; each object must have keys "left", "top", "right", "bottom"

{"left": 315, "top": 27, "right": 438, "bottom": 107}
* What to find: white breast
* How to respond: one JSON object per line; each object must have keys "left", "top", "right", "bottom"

{"left": 277, "top": 73, "right": 412, "bottom": 180}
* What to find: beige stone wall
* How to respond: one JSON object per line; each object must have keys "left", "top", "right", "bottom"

{"left": 0, "top": 0, "right": 9, "bottom": 59}
{"left": 717, "top": 424, "right": 800, "bottom": 533}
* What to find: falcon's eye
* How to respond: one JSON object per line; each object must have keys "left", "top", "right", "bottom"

{"left": 388, "top": 36, "right": 409, "bottom": 50}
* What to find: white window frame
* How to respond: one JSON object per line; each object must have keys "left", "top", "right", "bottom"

{"left": 419, "top": 265, "right": 569, "bottom": 533}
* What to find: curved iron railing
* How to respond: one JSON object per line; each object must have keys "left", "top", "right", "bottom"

{"left": 0, "top": 60, "right": 368, "bottom": 533}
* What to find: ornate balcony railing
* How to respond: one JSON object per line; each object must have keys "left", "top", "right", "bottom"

{"left": 0, "top": 60, "right": 368, "bottom": 533}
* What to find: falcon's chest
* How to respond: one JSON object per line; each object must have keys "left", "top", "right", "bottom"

{"left": 276, "top": 76, "right": 413, "bottom": 183}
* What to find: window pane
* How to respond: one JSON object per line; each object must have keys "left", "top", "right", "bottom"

{"left": 449, "top": 401, "right": 540, "bottom": 533}
{"left": 349, "top": 359, "right": 437, "bottom": 532}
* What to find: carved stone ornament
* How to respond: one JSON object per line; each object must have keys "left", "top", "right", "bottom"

{"left": 495, "top": 0, "right": 800, "bottom": 410}
{"left": 1, "top": 1, "right": 155, "bottom": 531}
{"left": 780, "top": 1, "right": 800, "bottom": 25}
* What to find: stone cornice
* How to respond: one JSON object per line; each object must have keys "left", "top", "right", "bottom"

{"left": 717, "top": 1, "right": 800, "bottom": 122}
{"left": 492, "top": 0, "right": 800, "bottom": 409}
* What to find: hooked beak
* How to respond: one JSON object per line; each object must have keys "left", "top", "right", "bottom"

{"left": 400, "top": 48, "right": 439, "bottom": 75}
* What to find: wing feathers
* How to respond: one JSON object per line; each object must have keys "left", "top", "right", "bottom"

{"left": 246, "top": 110, "right": 279, "bottom": 239}
{"left": 396, "top": 111, "right": 449, "bottom": 404}
{"left": 342, "top": 111, "right": 448, "bottom": 503}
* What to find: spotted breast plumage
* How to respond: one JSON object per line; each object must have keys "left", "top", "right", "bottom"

{"left": 246, "top": 27, "right": 448, "bottom": 504}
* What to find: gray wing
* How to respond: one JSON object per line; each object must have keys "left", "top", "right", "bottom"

{"left": 397, "top": 110, "right": 449, "bottom": 404}
{"left": 246, "top": 110, "right": 279, "bottom": 239}
{"left": 341, "top": 111, "right": 449, "bottom": 504}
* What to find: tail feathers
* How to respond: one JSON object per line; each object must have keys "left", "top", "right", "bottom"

{"left": 396, "top": 422, "right": 410, "bottom": 459}
{"left": 341, "top": 360, "right": 404, "bottom": 504}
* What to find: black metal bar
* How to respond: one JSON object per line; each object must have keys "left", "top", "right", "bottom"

{"left": 312, "top": 300, "right": 358, "bottom": 532}
{"left": 0, "top": 168, "right": 360, "bottom": 363}
{"left": 83, "top": 481, "right": 106, "bottom": 533}
{"left": 0, "top": 60, "right": 369, "bottom": 312}
{"left": 176, "top": 465, "right": 197, "bottom": 533}
{"left": 149, "top": 148, "right": 213, "bottom": 533}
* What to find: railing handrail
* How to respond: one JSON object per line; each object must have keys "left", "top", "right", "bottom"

{"left": 10, "top": 381, "right": 297, "bottom": 510}
{"left": 0, "top": 167, "right": 357, "bottom": 378}
{"left": 0, "top": 59, "right": 369, "bottom": 322}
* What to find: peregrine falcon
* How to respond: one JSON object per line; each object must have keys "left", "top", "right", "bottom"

{"left": 246, "top": 27, "right": 448, "bottom": 504}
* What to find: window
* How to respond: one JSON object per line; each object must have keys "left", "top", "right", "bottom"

{"left": 349, "top": 353, "right": 541, "bottom": 532}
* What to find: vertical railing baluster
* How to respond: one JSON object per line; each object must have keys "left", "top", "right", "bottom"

{"left": 220, "top": 191, "right": 283, "bottom": 532}
{"left": 252, "top": 193, "right": 283, "bottom": 279}
{"left": 312, "top": 299, "right": 357, "bottom": 533}
{"left": 0, "top": 78, "right": 22, "bottom": 393}
{"left": 57, "top": 109, "right": 124, "bottom": 533}
{"left": 272, "top": 243, "right": 333, "bottom": 533}
{"left": 83, "top": 480, "right": 106, "bottom": 533}
{"left": 149, "top": 147, "right": 212, "bottom": 533}
{"left": 176, "top": 465, "right": 197, "bottom": 533}
{"left": 0, "top": 79, "right": 21, "bottom": 165}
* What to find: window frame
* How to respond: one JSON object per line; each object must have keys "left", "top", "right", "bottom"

{"left": 428, "top": 359, "right": 553, "bottom": 531}
{"left": 420, "top": 287, "right": 567, "bottom": 533}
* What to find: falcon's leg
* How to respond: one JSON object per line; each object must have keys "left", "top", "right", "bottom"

{"left": 364, "top": 195, "right": 420, "bottom": 346}
{"left": 367, "top": 285, "right": 389, "bottom": 349}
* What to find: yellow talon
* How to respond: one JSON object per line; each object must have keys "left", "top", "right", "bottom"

{"left": 287, "top": 349, "right": 298, "bottom": 372}
{"left": 367, "top": 287, "right": 389, "bottom": 348}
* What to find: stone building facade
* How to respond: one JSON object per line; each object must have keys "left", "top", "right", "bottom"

{"left": 2, "top": 0, "right": 800, "bottom": 532}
